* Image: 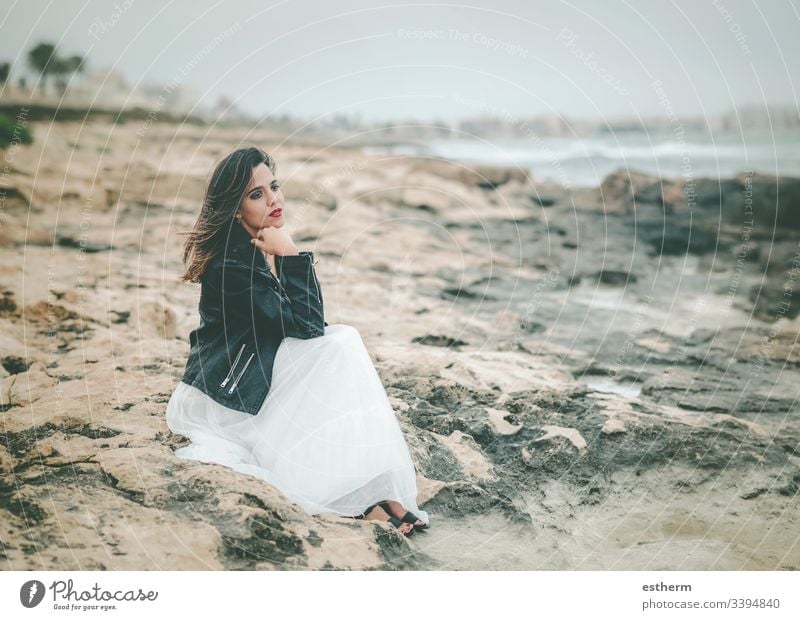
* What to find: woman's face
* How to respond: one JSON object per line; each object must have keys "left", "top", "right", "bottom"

{"left": 237, "top": 162, "right": 284, "bottom": 234}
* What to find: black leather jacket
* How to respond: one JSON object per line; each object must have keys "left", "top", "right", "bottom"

{"left": 179, "top": 221, "right": 327, "bottom": 415}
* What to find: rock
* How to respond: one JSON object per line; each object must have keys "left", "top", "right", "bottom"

{"left": 0, "top": 290, "right": 18, "bottom": 317}
{"left": 600, "top": 170, "right": 800, "bottom": 238}
{"left": 722, "top": 172, "right": 800, "bottom": 231}
{"left": 594, "top": 269, "right": 637, "bottom": 285}
{"left": 0, "top": 444, "right": 14, "bottom": 473}
{"left": 0, "top": 186, "right": 30, "bottom": 210}
{"left": 601, "top": 417, "right": 627, "bottom": 434}
{"left": 436, "top": 430, "right": 495, "bottom": 481}
{"left": 636, "top": 218, "right": 719, "bottom": 256}
{"left": 408, "top": 158, "right": 530, "bottom": 189}
{"left": 2, "top": 355, "right": 30, "bottom": 375}
{"left": 411, "top": 334, "right": 468, "bottom": 349}
{"left": 598, "top": 169, "right": 664, "bottom": 214}
{"left": 485, "top": 407, "right": 523, "bottom": 435}
{"left": 748, "top": 245, "right": 800, "bottom": 319}
{"left": 533, "top": 425, "right": 588, "bottom": 454}
{"left": 766, "top": 316, "right": 800, "bottom": 363}
{"left": 0, "top": 361, "right": 59, "bottom": 407}
{"left": 599, "top": 169, "right": 741, "bottom": 213}
{"left": 56, "top": 235, "right": 113, "bottom": 253}
{"left": 531, "top": 194, "right": 557, "bottom": 207}
{"left": 472, "top": 165, "right": 528, "bottom": 189}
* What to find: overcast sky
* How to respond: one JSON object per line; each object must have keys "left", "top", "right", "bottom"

{"left": 1, "top": 0, "right": 798, "bottom": 122}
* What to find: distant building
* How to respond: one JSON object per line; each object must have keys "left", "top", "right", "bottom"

{"left": 64, "top": 67, "right": 150, "bottom": 109}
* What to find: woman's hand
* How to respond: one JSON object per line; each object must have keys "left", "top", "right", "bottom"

{"left": 252, "top": 227, "right": 299, "bottom": 256}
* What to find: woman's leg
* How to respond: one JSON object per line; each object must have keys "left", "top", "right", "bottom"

{"left": 380, "top": 499, "right": 426, "bottom": 527}
{"left": 361, "top": 503, "right": 414, "bottom": 535}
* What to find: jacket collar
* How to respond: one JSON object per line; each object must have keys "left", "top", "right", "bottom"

{"left": 220, "top": 219, "right": 267, "bottom": 269}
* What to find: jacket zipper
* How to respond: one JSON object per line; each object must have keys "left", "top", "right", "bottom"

{"left": 311, "top": 265, "right": 321, "bottom": 303}
{"left": 275, "top": 279, "right": 289, "bottom": 299}
{"left": 270, "top": 269, "right": 289, "bottom": 299}
{"left": 227, "top": 353, "right": 255, "bottom": 394}
{"left": 220, "top": 343, "right": 246, "bottom": 389}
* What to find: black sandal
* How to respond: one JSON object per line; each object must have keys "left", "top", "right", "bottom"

{"left": 379, "top": 501, "right": 429, "bottom": 533}
{"left": 387, "top": 516, "right": 415, "bottom": 537}
{"left": 355, "top": 501, "right": 415, "bottom": 537}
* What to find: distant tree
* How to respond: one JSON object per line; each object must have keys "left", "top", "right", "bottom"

{"left": 27, "top": 42, "right": 58, "bottom": 95}
{"left": 27, "top": 43, "right": 86, "bottom": 96}
{"left": 53, "top": 54, "right": 85, "bottom": 94}
{"left": 63, "top": 55, "right": 85, "bottom": 74}
{"left": 0, "top": 62, "right": 10, "bottom": 85}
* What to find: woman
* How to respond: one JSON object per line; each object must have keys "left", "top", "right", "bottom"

{"left": 166, "top": 147, "right": 429, "bottom": 537}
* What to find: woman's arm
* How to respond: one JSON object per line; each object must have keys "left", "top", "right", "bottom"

{"left": 208, "top": 258, "right": 324, "bottom": 339}
{"left": 275, "top": 251, "right": 326, "bottom": 337}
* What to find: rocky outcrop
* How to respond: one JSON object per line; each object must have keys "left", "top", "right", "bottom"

{"left": 599, "top": 168, "right": 800, "bottom": 232}
{"left": 1, "top": 121, "right": 797, "bottom": 570}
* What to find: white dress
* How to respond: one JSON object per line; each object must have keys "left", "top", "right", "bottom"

{"left": 166, "top": 323, "right": 430, "bottom": 525}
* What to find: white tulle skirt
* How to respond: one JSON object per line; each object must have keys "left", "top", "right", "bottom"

{"left": 166, "top": 324, "right": 429, "bottom": 525}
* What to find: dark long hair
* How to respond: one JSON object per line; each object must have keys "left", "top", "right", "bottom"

{"left": 179, "top": 147, "right": 276, "bottom": 283}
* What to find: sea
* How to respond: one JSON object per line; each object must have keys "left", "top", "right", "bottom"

{"left": 366, "top": 131, "right": 800, "bottom": 188}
